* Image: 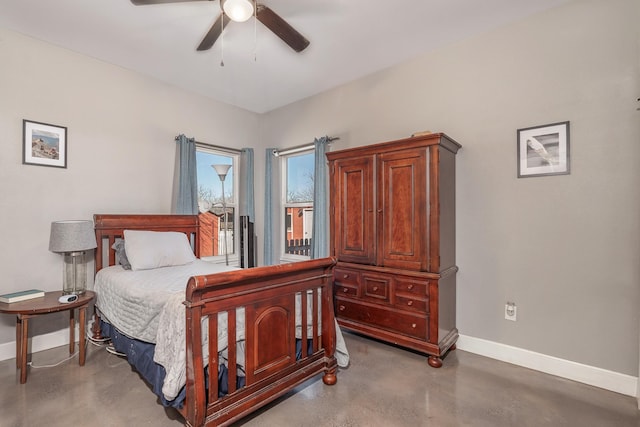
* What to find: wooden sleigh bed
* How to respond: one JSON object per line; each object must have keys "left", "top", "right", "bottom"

{"left": 92, "top": 214, "right": 339, "bottom": 427}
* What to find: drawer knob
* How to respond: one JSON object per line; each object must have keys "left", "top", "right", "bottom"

{"left": 372, "top": 286, "right": 378, "bottom": 291}
{"left": 411, "top": 323, "right": 417, "bottom": 329}
{"left": 408, "top": 284, "right": 414, "bottom": 290}
{"left": 339, "top": 305, "right": 346, "bottom": 311}
{"left": 343, "top": 274, "right": 349, "bottom": 279}
{"left": 407, "top": 300, "right": 413, "bottom": 306}
{"left": 343, "top": 288, "right": 349, "bottom": 293}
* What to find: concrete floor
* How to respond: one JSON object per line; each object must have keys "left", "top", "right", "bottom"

{"left": 1, "top": 332, "right": 638, "bottom": 427}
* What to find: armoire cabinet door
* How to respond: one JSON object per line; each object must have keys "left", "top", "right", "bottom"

{"left": 332, "top": 156, "right": 376, "bottom": 264}
{"left": 377, "top": 148, "right": 428, "bottom": 270}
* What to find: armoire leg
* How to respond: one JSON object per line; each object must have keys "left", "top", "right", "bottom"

{"left": 427, "top": 355, "right": 443, "bottom": 368}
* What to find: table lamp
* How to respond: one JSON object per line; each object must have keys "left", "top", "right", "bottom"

{"left": 49, "top": 220, "right": 97, "bottom": 295}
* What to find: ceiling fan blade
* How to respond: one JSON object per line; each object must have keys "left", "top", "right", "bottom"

{"left": 197, "top": 13, "right": 231, "bottom": 51}
{"left": 131, "top": 0, "right": 212, "bottom": 5}
{"left": 256, "top": 5, "right": 310, "bottom": 53}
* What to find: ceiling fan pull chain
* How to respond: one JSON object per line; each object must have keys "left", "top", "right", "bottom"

{"left": 220, "top": 10, "right": 225, "bottom": 67}
{"left": 253, "top": 1, "right": 257, "bottom": 62}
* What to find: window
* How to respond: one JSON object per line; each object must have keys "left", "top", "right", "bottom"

{"left": 281, "top": 150, "right": 314, "bottom": 260}
{"left": 196, "top": 147, "right": 238, "bottom": 264}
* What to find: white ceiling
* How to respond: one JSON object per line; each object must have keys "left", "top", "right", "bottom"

{"left": 0, "top": 0, "right": 569, "bottom": 113}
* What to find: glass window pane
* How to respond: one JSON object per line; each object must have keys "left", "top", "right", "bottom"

{"left": 196, "top": 150, "right": 236, "bottom": 259}
{"left": 286, "top": 152, "right": 314, "bottom": 203}
{"left": 284, "top": 206, "right": 313, "bottom": 256}
{"left": 283, "top": 150, "right": 314, "bottom": 259}
{"left": 197, "top": 151, "right": 234, "bottom": 205}
{"left": 198, "top": 208, "right": 234, "bottom": 257}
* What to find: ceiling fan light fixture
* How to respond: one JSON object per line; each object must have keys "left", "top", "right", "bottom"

{"left": 223, "top": 0, "right": 254, "bottom": 23}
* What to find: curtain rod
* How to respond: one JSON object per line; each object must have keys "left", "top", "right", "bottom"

{"left": 174, "top": 135, "right": 243, "bottom": 154}
{"left": 274, "top": 136, "right": 340, "bottom": 157}
{"left": 175, "top": 135, "right": 340, "bottom": 156}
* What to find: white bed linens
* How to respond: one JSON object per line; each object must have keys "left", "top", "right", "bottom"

{"left": 95, "top": 260, "right": 237, "bottom": 343}
{"left": 154, "top": 291, "right": 246, "bottom": 400}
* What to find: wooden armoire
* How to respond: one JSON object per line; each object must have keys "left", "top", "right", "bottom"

{"left": 327, "top": 133, "right": 461, "bottom": 367}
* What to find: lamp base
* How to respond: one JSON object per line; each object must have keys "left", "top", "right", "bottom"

{"left": 62, "top": 251, "right": 87, "bottom": 295}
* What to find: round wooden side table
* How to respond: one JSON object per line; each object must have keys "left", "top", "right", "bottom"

{"left": 0, "top": 290, "right": 95, "bottom": 383}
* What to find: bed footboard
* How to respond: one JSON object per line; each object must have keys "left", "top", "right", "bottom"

{"left": 183, "top": 257, "right": 338, "bottom": 427}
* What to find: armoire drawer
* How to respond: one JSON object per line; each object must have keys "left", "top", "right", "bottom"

{"left": 335, "top": 298, "right": 428, "bottom": 340}
{"left": 334, "top": 283, "right": 358, "bottom": 298}
{"left": 334, "top": 268, "right": 360, "bottom": 286}
{"left": 394, "top": 278, "right": 428, "bottom": 297}
{"left": 394, "top": 294, "right": 427, "bottom": 313}
{"left": 362, "top": 274, "right": 390, "bottom": 302}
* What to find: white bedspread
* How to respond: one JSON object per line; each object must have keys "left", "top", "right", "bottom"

{"left": 95, "top": 260, "right": 237, "bottom": 343}
{"left": 154, "top": 292, "right": 246, "bottom": 400}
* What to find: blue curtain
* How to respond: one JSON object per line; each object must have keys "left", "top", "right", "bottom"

{"left": 175, "top": 134, "right": 198, "bottom": 215}
{"left": 263, "top": 148, "right": 277, "bottom": 265}
{"left": 310, "top": 136, "right": 330, "bottom": 259}
{"left": 240, "top": 148, "right": 255, "bottom": 221}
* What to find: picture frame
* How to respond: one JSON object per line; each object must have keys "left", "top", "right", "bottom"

{"left": 23, "top": 119, "right": 67, "bottom": 168}
{"left": 517, "top": 121, "right": 570, "bottom": 178}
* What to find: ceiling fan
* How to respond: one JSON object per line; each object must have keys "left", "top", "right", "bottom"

{"left": 131, "top": 0, "right": 310, "bottom": 53}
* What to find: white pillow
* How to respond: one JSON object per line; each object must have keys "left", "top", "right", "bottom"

{"left": 123, "top": 230, "right": 196, "bottom": 271}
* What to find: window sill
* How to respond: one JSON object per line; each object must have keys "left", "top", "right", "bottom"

{"left": 279, "top": 254, "right": 311, "bottom": 264}
{"left": 200, "top": 255, "right": 240, "bottom": 267}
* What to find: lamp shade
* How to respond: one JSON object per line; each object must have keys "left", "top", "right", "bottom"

{"left": 49, "top": 220, "right": 97, "bottom": 253}
{"left": 212, "top": 164, "right": 232, "bottom": 181}
{"left": 223, "top": 0, "right": 254, "bottom": 22}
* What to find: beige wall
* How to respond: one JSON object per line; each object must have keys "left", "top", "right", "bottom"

{"left": 261, "top": 0, "right": 640, "bottom": 376}
{"left": 0, "top": 28, "right": 259, "bottom": 345}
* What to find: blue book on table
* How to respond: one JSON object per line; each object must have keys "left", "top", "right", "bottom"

{"left": 0, "top": 289, "right": 45, "bottom": 303}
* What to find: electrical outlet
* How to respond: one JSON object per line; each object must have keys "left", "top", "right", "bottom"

{"left": 505, "top": 302, "right": 517, "bottom": 321}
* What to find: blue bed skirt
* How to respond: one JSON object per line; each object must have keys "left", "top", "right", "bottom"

{"left": 101, "top": 321, "right": 244, "bottom": 408}
{"left": 101, "top": 321, "right": 311, "bottom": 408}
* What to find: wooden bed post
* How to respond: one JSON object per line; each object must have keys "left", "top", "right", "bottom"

{"left": 322, "top": 261, "right": 338, "bottom": 385}
{"left": 184, "top": 282, "right": 206, "bottom": 427}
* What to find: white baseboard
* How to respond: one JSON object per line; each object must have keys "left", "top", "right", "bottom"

{"left": 457, "top": 334, "right": 638, "bottom": 397}
{"left": 0, "top": 326, "right": 80, "bottom": 362}
{"left": 2, "top": 330, "right": 637, "bottom": 398}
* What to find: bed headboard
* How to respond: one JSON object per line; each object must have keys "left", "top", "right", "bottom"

{"left": 93, "top": 214, "right": 200, "bottom": 273}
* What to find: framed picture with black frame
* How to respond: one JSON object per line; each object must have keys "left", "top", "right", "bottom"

{"left": 23, "top": 119, "right": 67, "bottom": 168}
{"left": 517, "top": 121, "right": 569, "bottom": 178}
